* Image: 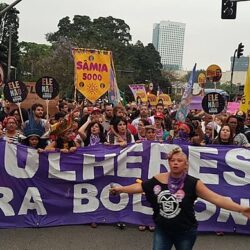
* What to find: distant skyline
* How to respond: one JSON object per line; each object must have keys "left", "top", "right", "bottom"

{"left": 3, "top": 0, "right": 250, "bottom": 71}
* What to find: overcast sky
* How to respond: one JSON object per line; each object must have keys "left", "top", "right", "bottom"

{"left": 3, "top": 0, "right": 250, "bottom": 71}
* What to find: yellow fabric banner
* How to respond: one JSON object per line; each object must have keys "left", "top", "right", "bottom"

{"left": 157, "top": 93, "right": 172, "bottom": 107}
{"left": 147, "top": 93, "right": 158, "bottom": 106}
{"left": 73, "top": 49, "right": 111, "bottom": 103}
{"left": 240, "top": 57, "right": 250, "bottom": 113}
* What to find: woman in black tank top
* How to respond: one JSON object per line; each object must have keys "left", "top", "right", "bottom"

{"left": 110, "top": 148, "right": 250, "bottom": 250}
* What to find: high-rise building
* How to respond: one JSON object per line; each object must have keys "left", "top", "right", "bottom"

{"left": 152, "top": 21, "right": 186, "bottom": 70}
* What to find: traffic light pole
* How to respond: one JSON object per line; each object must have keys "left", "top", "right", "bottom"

{"left": 230, "top": 49, "right": 237, "bottom": 101}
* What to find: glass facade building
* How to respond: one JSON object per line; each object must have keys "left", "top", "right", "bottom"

{"left": 152, "top": 21, "right": 186, "bottom": 70}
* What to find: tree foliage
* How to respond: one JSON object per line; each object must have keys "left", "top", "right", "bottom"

{"left": 16, "top": 15, "right": 166, "bottom": 99}
{"left": 18, "top": 41, "right": 51, "bottom": 81}
{"left": 0, "top": 3, "right": 20, "bottom": 81}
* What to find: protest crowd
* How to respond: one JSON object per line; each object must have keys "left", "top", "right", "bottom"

{"left": 1, "top": 98, "right": 250, "bottom": 151}
{"left": 0, "top": 97, "right": 250, "bottom": 232}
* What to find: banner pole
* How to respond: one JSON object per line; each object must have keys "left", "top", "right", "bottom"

{"left": 17, "top": 102, "right": 24, "bottom": 124}
{"left": 46, "top": 99, "right": 49, "bottom": 121}
{"left": 212, "top": 114, "right": 215, "bottom": 140}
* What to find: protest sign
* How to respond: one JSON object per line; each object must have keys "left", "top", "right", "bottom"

{"left": 3, "top": 80, "right": 28, "bottom": 103}
{"left": 206, "top": 64, "right": 222, "bottom": 82}
{"left": 73, "top": 49, "right": 111, "bottom": 103}
{"left": 35, "top": 76, "right": 59, "bottom": 100}
{"left": 129, "top": 84, "right": 148, "bottom": 103}
{"left": 157, "top": 93, "right": 172, "bottom": 107}
{"left": 202, "top": 92, "right": 225, "bottom": 115}
{"left": 147, "top": 93, "right": 158, "bottom": 106}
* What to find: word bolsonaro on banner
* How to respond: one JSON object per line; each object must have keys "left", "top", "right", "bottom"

{"left": 72, "top": 49, "right": 112, "bottom": 103}
{"left": 0, "top": 141, "right": 249, "bottom": 234}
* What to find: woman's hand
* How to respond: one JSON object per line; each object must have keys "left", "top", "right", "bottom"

{"left": 69, "top": 146, "right": 77, "bottom": 152}
{"left": 109, "top": 186, "right": 122, "bottom": 196}
{"left": 60, "top": 148, "right": 69, "bottom": 153}
{"left": 119, "top": 141, "right": 127, "bottom": 147}
{"left": 37, "top": 148, "right": 44, "bottom": 153}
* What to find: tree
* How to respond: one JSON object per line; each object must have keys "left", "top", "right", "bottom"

{"left": 18, "top": 41, "right": 51, "bottom": 81}
{"left": 0, "top": 3, "right": 20, "bottom": 81}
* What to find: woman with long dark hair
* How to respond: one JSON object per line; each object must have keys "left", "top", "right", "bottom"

{"left": 226, "top": 115, "right": 250, "bottom": 147}
{"left": 213, "top": 124, "right": 235, "bottom": 145}
{"left": 107, "top": 117, "right": 135, "bottom": 147}
{"left": 78, "top": 121, "right": 106, "bottom": 146}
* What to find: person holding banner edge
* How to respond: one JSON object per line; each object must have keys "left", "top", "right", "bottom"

{"left": 110, "top": 148, "right": 250, "bottom": 250}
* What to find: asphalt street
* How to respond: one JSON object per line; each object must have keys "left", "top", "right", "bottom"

{"left": 0, "top": 225, "right": 250, "bottom": 250}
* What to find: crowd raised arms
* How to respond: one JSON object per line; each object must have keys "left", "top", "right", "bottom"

{"left": 0, "top": 99, "right": 250, "bottom": 151}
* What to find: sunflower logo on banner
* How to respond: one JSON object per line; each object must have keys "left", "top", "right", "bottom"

{"left": 72, "top": 49, "right": 111, "bottom": 103}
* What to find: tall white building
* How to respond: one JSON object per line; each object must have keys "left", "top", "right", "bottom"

{"left": 152, "top": 21, "right": 186, "bottom": 70}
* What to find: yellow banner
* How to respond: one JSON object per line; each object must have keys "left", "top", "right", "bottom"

{"left": 157, "top": 94, "right": 172, "bottom": 107}
{"left": 240, "top": 57, "right": 250, "bottom": 113}
{"left": 73, "top": 49, "right": 111, "bottom": 103}
{"left": 147, "top": 93, "right": 158, "bottom": 106}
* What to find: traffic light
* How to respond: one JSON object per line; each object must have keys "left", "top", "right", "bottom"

{"left": 221, "top": 0, "right": 237, "bottom": 19}
{"left": 237, "top": 43, "right": 244, "bottom": 58}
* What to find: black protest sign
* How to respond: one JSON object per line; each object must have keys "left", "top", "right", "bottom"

{"left": 202, "top": 92, "right": 225, "bottom": 115}
{"left": 3, "top": 81, "right": 28, "bottom": 103}
{"left": 36, "top": 76, "right": 59, "bottom": 100}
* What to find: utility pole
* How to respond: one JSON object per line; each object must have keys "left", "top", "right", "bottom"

{"left": 230, "top": 49, "right": 237, "bottom": 100}
{"left": 0, "top": 0, "right": 22, "bottom": 17}
{"left": 7, "top": 25, "right": 13, "bottom": 81}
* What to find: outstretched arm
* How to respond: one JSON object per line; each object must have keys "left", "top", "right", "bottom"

{"left": 110, "top": 183, "right": 143, "bottom": 195}
{"left": 196, "top": 180, "right": 250, "bottom": 218}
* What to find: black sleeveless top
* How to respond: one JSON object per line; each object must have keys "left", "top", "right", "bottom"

{"left": 142, "top": 174, "right": 199, "bottom": 232}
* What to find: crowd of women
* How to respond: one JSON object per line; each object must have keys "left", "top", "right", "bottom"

{"left": 1, "top": 99, "right": 250, "bottom": 151}
{"left": 0, "top": 99, "right": 250, "bottom": 234}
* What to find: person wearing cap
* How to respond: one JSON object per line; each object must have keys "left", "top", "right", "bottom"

{"left": 91, "top": 107, "right": 102, "bottom": 122}
{"left": 149, "top": 103, "right": 165, "bottom": 125}
{"left": 154, "top": 112, "right": 169, "bottom": 142}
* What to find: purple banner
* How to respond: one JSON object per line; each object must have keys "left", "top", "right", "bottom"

{"left": 0, "top": 140, "right": 250, "bottom": 234}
